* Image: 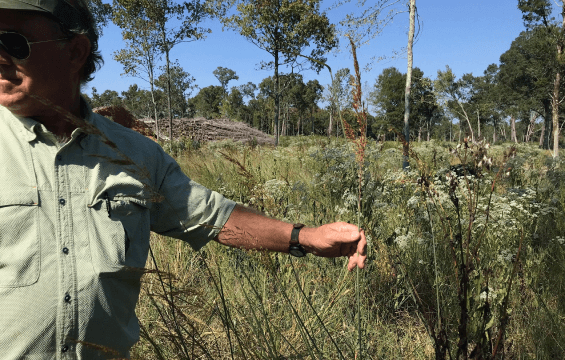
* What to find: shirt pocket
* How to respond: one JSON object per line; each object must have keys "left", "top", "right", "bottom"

{"left": 87, "top": 194, "right": 151, "bottom": 278}
{"left": 0, "top": 190, "right": 40, "bottom": 288}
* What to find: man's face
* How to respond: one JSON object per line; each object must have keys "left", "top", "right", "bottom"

{"left": 0, "top": 10, "right": 75, "bottom": 118}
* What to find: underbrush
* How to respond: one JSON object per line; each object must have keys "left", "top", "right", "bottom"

{"left": 132, "top": 136, "right": 565, "bottom": 359}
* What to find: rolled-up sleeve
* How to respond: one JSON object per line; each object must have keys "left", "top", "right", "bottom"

{"left": 149, "top": 150, "right": 236, "bottom": 250}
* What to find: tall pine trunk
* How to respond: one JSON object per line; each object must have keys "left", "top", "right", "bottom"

{"left": 149, "top": 65, "right": 159, "bottom": 139}
{"left": 553, "top": 6, "right": 565, "bottom": 158}
{"left": 327, "top": 109, "right": 333, "bottom": 137}
{"left": 274, "top": 29, "right": 280, "bottom": 146}
{"left": 311, "top": 107, "right": 315, "bottom": 135}
{"left": 552, "top": 68, "right": 560, "bottom": 154}
{"left": 477, "top": 112, "right": 481, "bottom": 140}
{"left": 543, "top": 99, "right": 551, "bottom": 149}
{"left": 161, "top": 27, "right": 173, "bottom": 142}
{"left": 553, "top": 64, "right": 562, "bottom": 157}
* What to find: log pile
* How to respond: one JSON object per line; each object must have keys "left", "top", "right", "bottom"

{"left": 144, "top": 117, "right": 275, "bottom": 145}
{"left": 93, "top": 106, "right": 274, "bottom": 145}
{"left": 93, "top": 106, "right": 154, "bottom": 138}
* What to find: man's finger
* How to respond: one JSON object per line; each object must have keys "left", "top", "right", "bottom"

{"left": 347, "top": 252, "right": 365, "bottom": 271}
{"left": 348, "top": 254, "right": 357, "bottom": 271}
{"left": 357, "top": 230, "right": 367, "bottom": 256}
{"left": 347, "top": 230, "right": 367, "bottom": 271}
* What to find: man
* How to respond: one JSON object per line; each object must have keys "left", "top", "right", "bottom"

{"left": 0, "top": 0, "right": 367, "bottom": 358}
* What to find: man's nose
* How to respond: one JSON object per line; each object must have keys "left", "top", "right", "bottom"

{"left": 0, "top": 45, "right": 13, "bottom": 65}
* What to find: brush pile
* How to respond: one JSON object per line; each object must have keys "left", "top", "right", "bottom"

{"left": 93, "top": 106, "right": 274, "bottom": 145}
{"left": 142, "top": 117, "right": 275, "bottom": 145}
{"left": 93, "top": 106, "right": 154, "bottom": 138}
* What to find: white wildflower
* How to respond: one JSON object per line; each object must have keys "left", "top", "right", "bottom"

{"left": 407, "top": 196, "right": 420, "bottom": 209}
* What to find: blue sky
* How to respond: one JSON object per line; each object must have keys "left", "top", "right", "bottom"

{"left": 86, "top": 0, "right": 530, "bottom": 109}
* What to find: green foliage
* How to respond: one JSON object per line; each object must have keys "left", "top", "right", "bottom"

{"left": 337, "top": 0, "right": 405, "bottom": 46}
{"left": 221, "top": 0, "right": 337, "bottom": 145}
{"left": 121, "top": 84, "right": 160, "bottom": 119}
{"left": 518, "top": 0, "right": 553, "bottom": 29}
{"left": 435, "top": 65, "right": 510, "bottom": 143}
{"left": 257, "top": 74, "right": 324, "bottom": 136}
{"left": 190, "top": 85, "right": 225, "bottom": 119}
{"left": 89, "top": 87, "right": 123, "bottom": 108}
{"left": 155, "top": 61, "right": 197, "bottom": 118}
{"left": 325, "top": 67, "right": 351, "bottom": 114}
{"left": 222, "top": 86, "right": 245, "bottom": 120}
{"left": 237, "top": 81, "right": 257, "bottom": 100}
{"left": 112, "top": 0, "right": 162, "bottom": 83}
{"left": 370, "top": 67, "right": 405, "bottom": 132}
{"left": 159, "top": 136, "right": 200, "bottom": 157}
{"left": 370, "top": 67, "right": 440, "bottom": 141}
{"left": 222, "top": 0, "right": 337, "bottom": 72}
{"left": 213, "top": 66, "right": 239, "bottom": 92}
{"left": 87, "top": 0, "right": 113, "bottom": 36}
{"left": 499, "top": 27, "right": 557, "bottom": 103}
{"left": 497, "top": 26, "right": 558, "bottom": 131}
{"left": 113, "top": 0, "right": 218, "bottom": 139}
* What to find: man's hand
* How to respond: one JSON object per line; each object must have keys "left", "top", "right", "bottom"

{"left": 301, "top": 222, "right": 367, "bottom": 271}
{"left": 216, "top": 205, "right": 367, "bottom": 271}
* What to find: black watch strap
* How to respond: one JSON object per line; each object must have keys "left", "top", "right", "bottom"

{"left": 291, "top": 223, "right": 305, "bottom": 244}
{"left": 289, "top": 223, "right": 306, "bottom": 257}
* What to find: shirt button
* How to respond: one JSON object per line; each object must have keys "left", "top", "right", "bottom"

{"left": 59, "top": 199, "right": 66, "bottom": 205}
{"left": 61, "top": 345, "right": 69, "bottom": 352}
{"left": 62, "top": 247, "right": 69, "bottom": 254}
{"left": 64, "top": 294, "right": 71, "bottom": 302}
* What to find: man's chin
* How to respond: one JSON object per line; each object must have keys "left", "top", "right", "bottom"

{"left": 0, "top": 93, "right": 34, "bottom": 115}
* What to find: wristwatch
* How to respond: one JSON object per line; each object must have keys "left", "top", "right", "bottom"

{"left": 289, "top": 223, "right": 307, "bottom": 257}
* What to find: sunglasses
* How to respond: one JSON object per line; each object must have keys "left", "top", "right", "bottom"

{"left": 0, "top": 31, "right": 69, "bottom": 60}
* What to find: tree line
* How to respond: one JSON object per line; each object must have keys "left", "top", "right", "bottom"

{"left": 85, "top": 0, "right": 564, "bottom": 152}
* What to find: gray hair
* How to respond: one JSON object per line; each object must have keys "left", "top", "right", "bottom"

{"left": 56, "top": 0, "right": 103, "bottom": 84}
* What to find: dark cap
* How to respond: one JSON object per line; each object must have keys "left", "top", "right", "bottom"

{"left": 0, "top": 0, "right": 83, "bottom": 29}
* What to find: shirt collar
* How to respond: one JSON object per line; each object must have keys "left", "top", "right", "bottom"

{"left": 16, "top": 116, "right": 41, "bottom": 143}
{"left": 10, "top": 96, "right": 94, "bottom": 147}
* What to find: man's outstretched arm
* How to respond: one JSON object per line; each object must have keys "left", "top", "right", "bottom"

{"left": 214, "top": 204, "right": 367, "bottom": 271}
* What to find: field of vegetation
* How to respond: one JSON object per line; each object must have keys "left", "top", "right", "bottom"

{"left": 130, "top": 136, "right": 565, "bottom": 359}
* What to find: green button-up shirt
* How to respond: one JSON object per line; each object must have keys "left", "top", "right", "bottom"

{"left": 0, "top": 101, "right": 236, "bottom": 359}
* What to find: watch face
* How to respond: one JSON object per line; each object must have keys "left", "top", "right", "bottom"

{"left": 289, "top": 247, "right": 306, "bottom": 257}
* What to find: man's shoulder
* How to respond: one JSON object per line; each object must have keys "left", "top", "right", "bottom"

{"left": 87, "top": 112, "right": 175, "bottom": 174}
{"left": 90, "top": 112, "right": 160, "bottom": 152}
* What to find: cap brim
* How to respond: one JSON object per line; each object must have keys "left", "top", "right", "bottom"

{"left": 0, "top": 1, "right": 50, "bottom": 13}
{"left": 0, "top": 1, "right": 81, "bottom": 30}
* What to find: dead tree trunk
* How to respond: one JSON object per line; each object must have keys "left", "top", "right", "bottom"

{"left": 553, "top": 5, "right": 565, "bottom": 157}
{"left": 525, "top": 111, "right": 536, "bottom": 143}
{"left": 511, "top": 116, "right": 518, "bottom": 143}
{"left": 327, "top": 109, "right": 333, "bottom": 137}
{"left": 403, "top": 0, "right": 416, "bottom": 170}
{"left": 540, "top": 122, "right": 545, "bottom": 148}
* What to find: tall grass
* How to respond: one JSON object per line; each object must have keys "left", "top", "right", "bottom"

{"left": 27, "top": 80, "right": 565, "bottom": 359}
{"left": 130, "top": 137, "right": 565, "bottom": 359}
{"left": 342, "top": 36, "right": 368, "bottom": 359}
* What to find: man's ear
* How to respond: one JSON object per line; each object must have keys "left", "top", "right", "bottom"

{"left": 68, "top": 34, "right": 91, "bottom": 77}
